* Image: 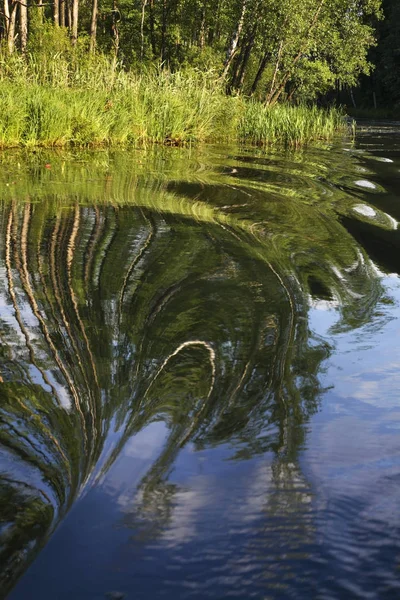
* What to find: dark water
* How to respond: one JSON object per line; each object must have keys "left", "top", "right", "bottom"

{"left": 1, "top": 125, "right": 400, "bottom": 599}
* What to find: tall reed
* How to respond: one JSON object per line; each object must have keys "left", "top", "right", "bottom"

{"left": 0, "top": 52, "right": 347, "bottom": 149}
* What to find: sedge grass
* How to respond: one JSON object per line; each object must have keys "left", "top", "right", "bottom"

{"left": 0, "top": 60, "right": 347, "bottom": 149}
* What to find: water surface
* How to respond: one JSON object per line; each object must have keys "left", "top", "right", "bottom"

{"left": 1, "top": 126, "right": 400, "bottom": 599}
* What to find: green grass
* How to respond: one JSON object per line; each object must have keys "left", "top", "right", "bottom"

{"left": 0, "top": 57, "right": 347, "bottom": 149}
{"left": 239, "top": 102, "right": 345, "bottom": 146}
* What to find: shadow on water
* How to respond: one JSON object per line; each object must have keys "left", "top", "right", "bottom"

{"left": 0, "top": 132, "right": 399, "bottom": 598}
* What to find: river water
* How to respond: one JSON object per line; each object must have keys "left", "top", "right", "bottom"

{"left": 1, "top": 124, "right": 400, "bottom": 599}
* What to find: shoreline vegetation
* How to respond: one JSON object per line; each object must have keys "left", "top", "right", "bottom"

{"left": 0, "top": 60, "right": 346, "bottom": 150}
{"left": 0, "top": 0, "right": 383, "bottom": 148}
{"left": 0, "top": 0, "right": 383, "bottom": 151}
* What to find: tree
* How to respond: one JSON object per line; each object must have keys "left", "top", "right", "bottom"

{"left": 0, "top": 0, "right": 386, "bottom": 104}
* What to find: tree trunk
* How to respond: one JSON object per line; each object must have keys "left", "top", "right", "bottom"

{"left": 65, "top": 0, "right": 72, "bottom": 30}
{"left": 140, "top": 0, "right": 148, "bottom": 60}
{"left": 349, "top": 88, "right": 357, "bottom": 108}
{"left": 111, "top": 0, "right": 120, "bottom": 66}
{"left": 199, "top": 4, "right": 206, "bottom": 50}
{"left": 235, "top": 25, "right": 257, "bottom": 91}
{"left": 54, "top": 0, "right": 59, "bottom": 25}
{"left": 250, "top": 50, "right": 269, "bottom": 96}
{"left": 222, "top": 0, "right": 248, "bottom": 78}
{"left": 229, "top": 51, "right": 243, "bottom": 90}
{"left": 265, "top": 40, "right": 284, "bottom": 104}
{"left": 38, "top": 0, "right": 44, "bottom": 23}
{"left": 71, "top": 0, "right": 78, "bottom": 45}
{"left": 89, "top": 0, "right": 98, "bottom": 52}
{"left": 60, "top": 0, "right": 65, "bottom": 26}
{"left": 4, "top": 0, "right": 10, "bottom": 36}
{"left": 4, "top": 0, "right": 18, "bottom": 53}
{"left": 231, "top": 1, "right": 261, "bottom": 90}
{"left": 19, "top": 0, "right": 28, "bottom": 53}
{"left": 214, "top": 0, "right": 224, "bottom": 43}
{"left": 236, "top": 41, "right": 253, "bottom": 90}
{"left": 149, "top": 0, "right": 156, "bottom": 56}
{"left": 8, "top": 3, "right": 18, "bottom": 52}
{"left": 287, "top": 84, "right": 299, "bottom": 103}
{"left": 161, "top": 0, "right": 167, "bottom": 63}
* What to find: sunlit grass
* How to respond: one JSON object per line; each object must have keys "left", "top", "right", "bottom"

{"left": 240, "top": 102, "right": 345, "bottom": 146}
{"left": 0, "top": 57, "right": 347, "bottom": 149}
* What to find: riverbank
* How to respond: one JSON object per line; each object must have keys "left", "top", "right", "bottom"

{"left": 0, "top": 69, "right": 345, "bottom": 149}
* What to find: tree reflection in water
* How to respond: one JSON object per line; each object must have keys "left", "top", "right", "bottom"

{"left": 0, "top": 146, "right": 390, "bottom": 594}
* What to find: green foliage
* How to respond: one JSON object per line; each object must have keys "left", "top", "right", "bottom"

{"left": 289, "top": 60, "right": 336, "bottom": 103}
{"left": 0, "top": 0, "right": 384, "bottom": 104}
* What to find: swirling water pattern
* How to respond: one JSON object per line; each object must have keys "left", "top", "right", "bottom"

{"left": 0, "top": 125, "right": 400, "bottom": 599}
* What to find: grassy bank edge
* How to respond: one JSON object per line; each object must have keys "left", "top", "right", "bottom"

{"left": 0, "top": 75, "right": 348, "bottom": 150}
